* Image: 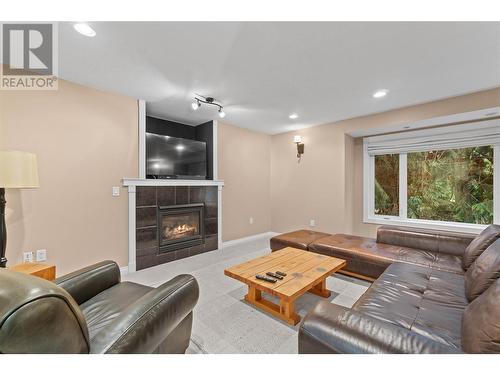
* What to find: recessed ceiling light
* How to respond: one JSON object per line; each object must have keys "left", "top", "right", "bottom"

{"left": 373, "top": 89, "right": 389, "bottom": 98}
{"left": 175, "top": 144, "right": 185, "bottom": 151}
{"left": 289, "top": 113, "right": 299, "bottom": 119}
{"left": 73, "top": 23, "right": 96, "bottom": 37}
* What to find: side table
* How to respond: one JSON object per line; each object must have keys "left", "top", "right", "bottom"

{"left": 9, "top": 262, "right": 56, "bottom": 281}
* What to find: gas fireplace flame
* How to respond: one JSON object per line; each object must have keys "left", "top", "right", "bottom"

{"left": 164, "top": 222, "right": 198, "bottom": 240}
{"left": 174, "top": 224, "right": 193, "bottom": 234}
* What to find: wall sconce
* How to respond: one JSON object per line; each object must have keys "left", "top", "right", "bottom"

{"left": 293, "top": 135, "right": 304, "bottom": 162}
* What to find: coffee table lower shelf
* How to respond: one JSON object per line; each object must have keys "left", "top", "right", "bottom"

{"left": 244, "top": 279, "right": 331, "bottom": 325}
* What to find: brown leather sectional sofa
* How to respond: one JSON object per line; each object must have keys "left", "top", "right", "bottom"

{"left": 270, "top": 225, "right": 500, "bottom": 353}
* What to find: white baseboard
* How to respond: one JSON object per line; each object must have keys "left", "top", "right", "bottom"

{"left": 222, "top": 231, "right": 280, "bottom": 248}
{"left": 120, "top": 266, "right": 129, "bottom": 277}
{"left": 123, "top": 232, "right": 280, "bottom": 275}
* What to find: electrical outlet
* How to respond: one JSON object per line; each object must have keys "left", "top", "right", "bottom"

{"left": 310, "top": 219, "right": 316, "bottom": 227}
{"left": 112, "top": 187, "right": 120, "bottom": 197}
{"left": 36, "top": 249, "right": 47, "bottom": 262}
{"left": 23, "top": 251, "right": 34, "bottom": 263}
{"left": 249, "top": 217, "right": 254, "bottom": 224}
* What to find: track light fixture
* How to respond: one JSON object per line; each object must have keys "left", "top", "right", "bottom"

{"left": 191, "top": 94, "right": 226, "bottom": 118}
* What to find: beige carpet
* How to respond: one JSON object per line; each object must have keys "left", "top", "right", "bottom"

{"left": 124, "top": 235, "right": 370, "bottom": 354}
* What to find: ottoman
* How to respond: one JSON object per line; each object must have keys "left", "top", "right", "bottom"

{"left": 270, "top": 230, "right": 331, "bottom": 251}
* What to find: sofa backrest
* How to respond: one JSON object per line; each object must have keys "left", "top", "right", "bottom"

{"left": 462, "top": 277, "right": 500, "bottom": 353}
{"left": 0, "top": 270, "right": 90, "bottom": 354}
{"left": 465, "top": 239, "right": 500, "bottom": 301}
{"left": 462, "top": 224, "right": 500, "bottom": 270}
{"left": 376, "top": 225, "right": 475, "bottom": 256}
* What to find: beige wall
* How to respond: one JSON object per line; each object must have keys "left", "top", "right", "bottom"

{"left": 0, "top": 91, "right": 4, "bottom": 147}
{"left": 271, "top": 123, "right": 349, "bottom": 234}
{"left": 2, "top": 78, "right": 498, "bottom": 276}
{"left": 2, "top": 85, "right": 273, "bottom": 274}
{"left": 217, "top": 122, "right": 271, "bottom": 241}
{"left": 1, "top": 80, "right": 138, "bottom": 275}
{"left": 271, "top": 88, "right": 500, "bottom": 237}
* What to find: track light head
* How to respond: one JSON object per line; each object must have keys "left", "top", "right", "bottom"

{"left": 191, "top": 99, "right": 200, "bottom": 111}
{"left": 218, "top": 109, "right": 226, "bottom": 118}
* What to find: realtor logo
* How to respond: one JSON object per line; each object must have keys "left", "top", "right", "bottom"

{"left": 1, "top": 23, "right": 58, "bottom": 90}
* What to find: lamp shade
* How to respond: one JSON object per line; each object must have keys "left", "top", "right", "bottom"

{"left": 0, "top": 151, "right": 39, "bottom": 188}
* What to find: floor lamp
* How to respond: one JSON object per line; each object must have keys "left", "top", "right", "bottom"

{"left": 0, "top": 151, "right": 39, "bottom": 268}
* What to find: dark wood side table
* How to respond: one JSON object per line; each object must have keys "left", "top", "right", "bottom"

{"left": 9, "top": 262, "right": 56, "bottom": 281}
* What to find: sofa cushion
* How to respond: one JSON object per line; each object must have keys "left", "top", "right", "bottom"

{"left": 462, "top": 278, "right": 500, "bottom": 353}
{"left": 377, "top": 225, "right": 474, "bottom": 257}
{"left": 353, "top": 262, "right": 467, "bottom": 349}
{"left": 464, "top": 239, "right": 500, "bottom": 301}
{"left": 270, "top": 230, "right": 330, "bottom": 251}
{"left": 462, "top": 224, "right": 500, "bottom": 270}
{"left": 80, "top": 281, "right": 152, "bottom": 339}
{"left": 309, "top": 234, "right": 463, "bottom": 279}
{"left": 309, "top": 234, "right": 390, "bottom": 278}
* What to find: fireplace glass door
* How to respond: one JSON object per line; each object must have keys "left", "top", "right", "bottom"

{"left": 163, "top": 212, "right": 200, "bottom": 241}
{"left": 158, "top": 204, "right": 204, "bottom": 252}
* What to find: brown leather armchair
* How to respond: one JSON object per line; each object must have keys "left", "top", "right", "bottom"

{"left": 0, "top": 260, "right": 199, "bottom": 354}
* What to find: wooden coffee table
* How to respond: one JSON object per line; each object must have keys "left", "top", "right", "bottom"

{"left": 224, "top": 247, "right": 346, "bottom": 325}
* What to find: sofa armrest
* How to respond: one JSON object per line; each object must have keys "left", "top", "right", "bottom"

{"left": 376, "top": 225, "right": 475, "bottom": 256}
{"left": 299, "top": 301, "right": 461, "bottom": 354}
{"left": 89, "top": 274, "right": 199, "bottom": 354}
{"left": 55, "top": 260, "right": 121, "bottom": 305}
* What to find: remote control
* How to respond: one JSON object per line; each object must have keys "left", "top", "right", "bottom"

{"left": 256, "top": 274, "right": 277, "bottom": 283}
{"left": 266, "top": 272, "right": 283, "bottom": 280}
{"left": 275, "top": 271, "right": 287, "bottom": 277}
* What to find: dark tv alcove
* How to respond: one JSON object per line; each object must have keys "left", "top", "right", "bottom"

{"left": 146, "top": 116, "right": 214, "bottom": 180}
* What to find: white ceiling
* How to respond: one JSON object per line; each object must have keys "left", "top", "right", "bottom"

{"left": 56, "top": 22, "right": 500, "bottom": 134}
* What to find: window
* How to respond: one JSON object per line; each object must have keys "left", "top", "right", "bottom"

{"left": 374, "top": 154, "right": 399, "bottom": 216}
{"left": 407, "top": 147, "right": 494, "bottom": 224}
{"left": 363, "top": 119, "right": 500, "bottom": 233}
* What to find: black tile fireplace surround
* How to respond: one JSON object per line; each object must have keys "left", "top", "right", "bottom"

{"left": 136, "top": 185, "right": 218, "bottom": 270}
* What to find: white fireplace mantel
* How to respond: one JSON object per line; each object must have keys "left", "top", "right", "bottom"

{"left": 123, "top": 178, "right": 224, "bottom": 273}
{"left": 123, "top": 178, "right": 224, "bottom": 189}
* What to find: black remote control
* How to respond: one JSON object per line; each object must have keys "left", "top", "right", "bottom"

{"left": 256, "top": 274, "right": 277, "bottom": 283}
{"left": 266, "top": 272, "right": 283, "bottom": 280}
{"left": 275, "top": 271, "right": 287, "bottom": 277}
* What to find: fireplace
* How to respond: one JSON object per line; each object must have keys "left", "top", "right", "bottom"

{"left": 134, "top": 185, "right": 219, "bottom": 271}
{"left": 158, "top": 203, "right": 204, "bottom": 253}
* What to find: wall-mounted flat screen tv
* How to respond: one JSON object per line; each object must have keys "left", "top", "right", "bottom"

{"left": 146, "top": 133, "right": 207, "bottom": 179}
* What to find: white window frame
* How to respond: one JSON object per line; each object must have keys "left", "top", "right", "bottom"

{"left": 363, "top": 132, "right": 500, "bottom": 235}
